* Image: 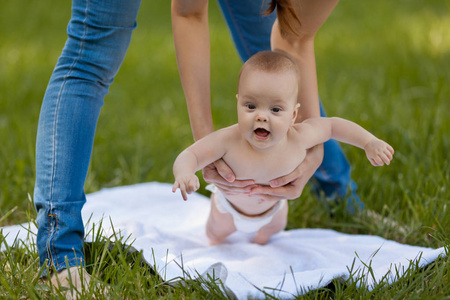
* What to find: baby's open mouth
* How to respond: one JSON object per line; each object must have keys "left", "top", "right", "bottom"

{"left": 254, "top": 128, "right": 270, "bottom": 139}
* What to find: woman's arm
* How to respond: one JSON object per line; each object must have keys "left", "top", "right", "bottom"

{"left": 271, "top": 0, "right": 339, "bottom": 120}
{"left": 171, "top": 0, "right": 255, "bottom": 189}
{"left": 171, "top": 0, "right": 213, "bottom": 141}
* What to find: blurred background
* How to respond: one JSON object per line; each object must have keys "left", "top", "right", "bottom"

{"left": 0, "top": 1, "right": 449, "bottom": 247}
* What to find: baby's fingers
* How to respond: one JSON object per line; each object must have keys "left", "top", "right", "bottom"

{"left": 380, "top": 153, "right": 391, "bottom": 165}
{"left": 385, "top": 148, "right": 393, "bottom": 160}
{"left": 375, "top": 147, "right": 394, "bottom": 166}
{"left": 384, "top": 148, "right": 394, "bottom": 163}
{"left": 387, "top": 144, "right": 395, "bottom": 155}
{"left": 187, "top": 177, "right": 200, "bottom": 194}
{"left": 370, "top": 152, "right": 391, "bottom": 166}
{"left": 370, "top": 158, "right": 380, "bottom": 166}
{"left": 172, "top": 182, "right": 179, "bottom": 193}
{"left": 180, "top": 186, "right": 188, "bottom": 201}
{"left": 369, "top": 155, "right": 384, "bottom": 166}
{"left": 173, "top": 181, "right": 188, "bottom": 200}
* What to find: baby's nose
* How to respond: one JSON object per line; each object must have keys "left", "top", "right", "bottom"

{"left": 256, "top": 113, "right": 268, "bottom": 122}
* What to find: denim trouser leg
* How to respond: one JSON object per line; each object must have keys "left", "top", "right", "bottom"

{"left": 216, "top": 0, "right": 275, "bottom": 62}
{"left": 34, "top": 0, "right": 141, "bottom": 272}
{"left": 217, "top": 0, "right": 361, "bottom": 209}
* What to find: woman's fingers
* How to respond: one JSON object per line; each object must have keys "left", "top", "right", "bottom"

{"left": 202, "top": 161, "right": 255, "bottom": 189}
{"left": 251, "top": 177, "right": 307, "bottom": 200}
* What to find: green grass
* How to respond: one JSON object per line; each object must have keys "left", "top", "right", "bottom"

{"left": 0, "top": 0, "right": 449, "bottom": 298}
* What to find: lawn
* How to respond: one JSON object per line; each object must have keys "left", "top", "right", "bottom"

{"left": 0, "top": 0, "right": 449, "bottom": 298}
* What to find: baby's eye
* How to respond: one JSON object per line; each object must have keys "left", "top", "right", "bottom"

{"left": 271, "top": 107, "right": 282, "bottom": 113}
{"left": 246, "top": 104, "right": 256, "bottom": 110}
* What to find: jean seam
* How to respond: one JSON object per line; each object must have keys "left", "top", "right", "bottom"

{"left": 56, "top": 258, "right": 83, "bottom": 269}
{"left": 47, "top": 0, "right": 90, "bottom": 268}
{"left": 47, "top": 213, "right": 59, "bottom": 266}
{"left": 221, "top": 0, "right": 252, "bottom": 60}
{"left": 46, "top": 213, "right": 55, "bottom": 266}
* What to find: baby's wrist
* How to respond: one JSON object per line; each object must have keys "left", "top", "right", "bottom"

{"left": 363, "top": 140, "right": 371, "bottom": 150}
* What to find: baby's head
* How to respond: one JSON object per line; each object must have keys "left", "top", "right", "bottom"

{"left": 238, "top": 50, "right": 300, "bottom": 99}
{"left": 236, "top": 51, "right": 301, "bottom": 149}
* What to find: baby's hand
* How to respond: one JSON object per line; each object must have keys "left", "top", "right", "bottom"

{"left": 172, "top": 175, "right": 200, "bottom": 201}
{"left": 364, "top": 138, "right": 394, "bottom": 166}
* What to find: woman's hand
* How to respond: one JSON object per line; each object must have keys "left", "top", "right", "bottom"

{"left": 249, "top": 144, "right": 324, "bottom": 200}
{"left": 202, "top": 159, "right": 257, "bottom": 196}
{"left": 203, "top": 160, "right": 285, "bottom": 202}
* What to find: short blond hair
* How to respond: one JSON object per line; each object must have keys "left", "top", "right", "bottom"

{"left": 238, "top": 50, "right": 300, "bottom": 89}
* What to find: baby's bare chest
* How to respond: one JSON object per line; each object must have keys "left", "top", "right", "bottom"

{"left": 223, "top": 147, "right": 307, "bottom": 184}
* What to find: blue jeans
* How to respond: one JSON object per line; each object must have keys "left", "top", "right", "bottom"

{"left": 34, "top": 0, "right": 360, "bottom": 273}
{"left": 34, "top": 0, "right": 142, "bottom": 272}
{"left": 217, "top": 0, "right": 361, "bottom": 206}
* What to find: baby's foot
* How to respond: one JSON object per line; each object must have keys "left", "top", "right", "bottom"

{"left": 253, "top": 232, "right": 271, "bottom": 245}
{"left": 208, "top": 238, "right": 225, "bottom": 246}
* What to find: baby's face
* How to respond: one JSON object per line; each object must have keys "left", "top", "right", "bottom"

{"left": 237, "top": 68, "right": 299, "bottom": 150}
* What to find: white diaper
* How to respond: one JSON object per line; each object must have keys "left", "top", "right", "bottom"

{"left": 206, "top": 185, "right": 286, "bottom": 234}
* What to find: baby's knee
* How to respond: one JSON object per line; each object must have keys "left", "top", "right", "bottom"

{"left": 206, "top": 225, "right": 228, "bottom": 245}
{"left": 253, "top": 224, "right": 284, "bottom": 245}
{"left": 206, "top": 215, "right": 235, "bottom": 245}
{"left": 206, "top": 229, "right": 224, "bottom": 245}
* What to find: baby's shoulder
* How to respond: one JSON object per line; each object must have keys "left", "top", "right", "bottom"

{"left": 209, "top": 124, "right": 241, "bottom": 145}
{"left": 215, "top": 124, "right": 240, "bottom": 137}
{"left": 286, "top": 124, "right": 310, "bottom": 148}
{"left": 289, "top": 123, "right": 309, "bottom": 138}
{"left": 290, "top": 120, "right": 322, "bottom": 137}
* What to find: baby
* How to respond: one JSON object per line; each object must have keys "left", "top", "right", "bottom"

{"left": 172, "top": 50, "right": 394, "bottom": 245}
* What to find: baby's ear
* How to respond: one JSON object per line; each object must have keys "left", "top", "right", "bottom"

{"left": 236, "top": 94, "right": 239, "bottom": 101}
{"left": 291, "top": 103, "right": 300, "bottom": 125}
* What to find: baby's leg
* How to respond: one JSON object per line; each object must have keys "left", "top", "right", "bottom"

{"left": 206, "top": 194, "right": 237, "bottom": 245}
{"left": 253, "top": 202, "right": 288, "bottom": 245}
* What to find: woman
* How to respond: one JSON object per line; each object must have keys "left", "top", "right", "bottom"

{"left": 34, "top": 0, "right": 359, "bottom": 292}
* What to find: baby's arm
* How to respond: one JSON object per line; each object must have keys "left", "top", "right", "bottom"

{"left": 172, "top": 149, "right": 201, "bottom": 200}
{"left": 172, "top": 128, "right": 231, "bottom": 200}
{"left": 300, "top": 117, "right": 394, "bottom": 166}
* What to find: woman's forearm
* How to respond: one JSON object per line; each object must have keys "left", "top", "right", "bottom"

{"left": 270, "top": 0, "right": 339, "bottom": 121}
{"left": 171, "top": 0, "right": 214, "bottom": 141}
{"left": 272, "top": 31, "right": 320, "bottom": 121}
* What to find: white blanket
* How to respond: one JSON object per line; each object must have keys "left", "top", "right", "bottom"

{"left": 1, "top": 182, "right": 446, "bottom": 299}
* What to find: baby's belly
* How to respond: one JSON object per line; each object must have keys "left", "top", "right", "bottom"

{"left": 221, "top": 189, "right": 282, "bottom": 216}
